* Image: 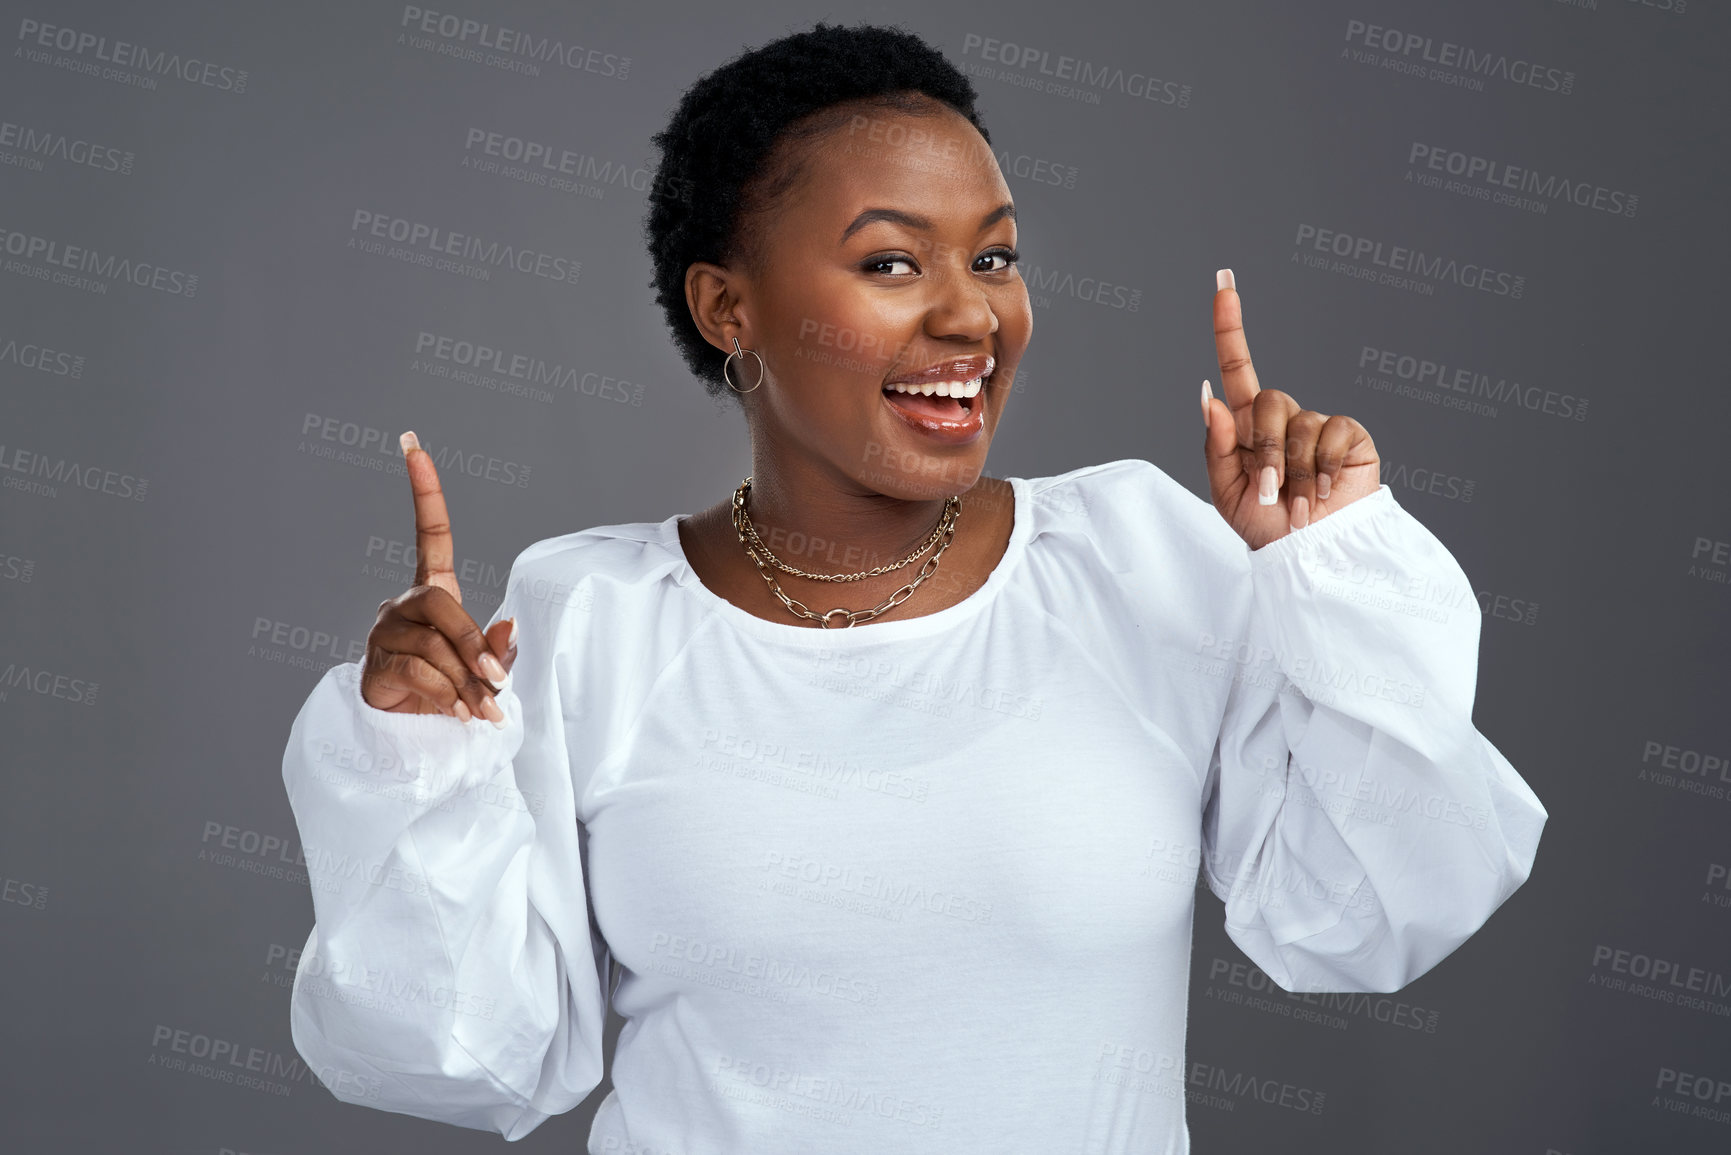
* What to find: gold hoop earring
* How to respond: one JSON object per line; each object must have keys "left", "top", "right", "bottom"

{"left": 723, "top": 336, "right": 764, "bottom": 393}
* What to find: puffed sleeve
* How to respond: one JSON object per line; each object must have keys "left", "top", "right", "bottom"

{"left": 1197, "top": 484, "right": 1547, "bottom": 993}
{"left": 280, "top": 546, "right": 608, "bottom": 1140}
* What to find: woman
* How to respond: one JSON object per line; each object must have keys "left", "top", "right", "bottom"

{"left": 281, "top": 22, "right": 1546, "bottom": 1153}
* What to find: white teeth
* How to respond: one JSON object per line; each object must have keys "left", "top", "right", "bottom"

{"left": 887, "top": 374, "right": 986, "bottom": 397}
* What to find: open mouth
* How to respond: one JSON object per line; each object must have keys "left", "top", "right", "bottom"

{"left": 881, "top": 373, "right": 986, "bottom": 422}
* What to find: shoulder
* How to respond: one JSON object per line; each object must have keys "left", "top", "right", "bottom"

{"left": 501, "top": 516, "right": 686, "bottom": 622}
{"left": 1010, "top": 460, "right": 1257, "bottom": 752}
{"left": 1019, "top": 457, "right": 1248, "bottom": 582}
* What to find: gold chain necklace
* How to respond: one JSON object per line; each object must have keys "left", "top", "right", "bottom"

{"left": 738, "top": 483, "right": 954, "bottom": 582}
{"left": 730, "top": 476, "right": 962, "bottom": 628}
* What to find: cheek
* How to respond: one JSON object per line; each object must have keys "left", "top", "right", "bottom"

{"left": 784, "top": 293, "right": 916, "bottom": 380}
{"left": 1001, "top": 286, "right": 1034, "bottom": 345}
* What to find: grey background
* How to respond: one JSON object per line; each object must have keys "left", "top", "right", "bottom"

{"left": 2, "top": 0, "right": 1727, "bottom": 1151}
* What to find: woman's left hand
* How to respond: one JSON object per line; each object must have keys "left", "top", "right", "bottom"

{"left": 1201, "top": 270, "right": 1382, "bottom": 550}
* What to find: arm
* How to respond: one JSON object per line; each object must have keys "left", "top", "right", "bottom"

{"left": 1199, "top": 484, "right": 1548, "bottom": 993}
{"left": 280, "top": 559, "right": 607, "bottom": 1139}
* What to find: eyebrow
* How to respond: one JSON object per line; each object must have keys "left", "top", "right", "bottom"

{"left": 839, "top": 202, "right": 1015, "bottom": 245}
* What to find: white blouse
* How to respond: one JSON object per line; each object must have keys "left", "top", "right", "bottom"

{"left": 280, "top": 457, "right": 1547, "bottom": 1154}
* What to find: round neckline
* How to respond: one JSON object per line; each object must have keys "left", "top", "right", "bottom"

{"left": 664, "top": 475, "right": 1032, "bottom": 645}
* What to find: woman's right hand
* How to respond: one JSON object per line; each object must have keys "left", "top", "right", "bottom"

{"left": 359, "top": 431, "right": 518, "bottom": 722}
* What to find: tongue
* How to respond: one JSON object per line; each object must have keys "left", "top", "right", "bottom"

{"left": 886, "top": 389, "right": 968, "bottom": 419}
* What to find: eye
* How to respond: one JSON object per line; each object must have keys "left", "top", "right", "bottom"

{"left": 862, "top": 254, "right": 918, "bottom": 276}
{"left": 975, "top": 247, "right": 1020, "bottom": 273}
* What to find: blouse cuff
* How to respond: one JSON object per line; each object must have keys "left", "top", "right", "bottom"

{"left": 328, "top": 660, "right": 519, "bottom": 773}
{"left": 1246, "top": 484, "right": 1399, "bottom": 568}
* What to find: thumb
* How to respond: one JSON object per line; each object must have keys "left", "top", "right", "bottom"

{"left": 1200, "top": 380, "right": 1242, "bottom": 508}
{"left": 486, "top": 616, "right": 518, "bottom": 676}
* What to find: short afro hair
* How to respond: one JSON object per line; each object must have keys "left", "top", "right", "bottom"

{"left": 642, "top": 21, "right": 991, "bottom": 401}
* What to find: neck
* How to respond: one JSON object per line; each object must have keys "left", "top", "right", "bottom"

{"left": 741, "top": 454, "right": 960, "bottom": 578}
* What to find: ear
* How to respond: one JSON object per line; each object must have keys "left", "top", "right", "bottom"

{"left": 685, "top": 261, "right": 751, "bottom": 354}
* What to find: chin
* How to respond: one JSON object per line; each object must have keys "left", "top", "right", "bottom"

{"left": 854, "top": 438, "right": 988, "bottom": 501}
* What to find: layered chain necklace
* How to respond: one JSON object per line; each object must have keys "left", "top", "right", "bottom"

{"left": 729, "top": 476, "right": 962, "bottom": 628}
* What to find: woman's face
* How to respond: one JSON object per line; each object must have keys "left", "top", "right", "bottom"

{"left": 726, "top": 102, "right": 1032, "bottom": 501}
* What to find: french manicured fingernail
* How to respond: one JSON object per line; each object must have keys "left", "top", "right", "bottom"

{"left": 480, "top": 651, "right": 508, "bottom": 688}
{"left": 399, "top": 430, "right": 419, "bottom": 454}
{"left": 452, "top": 699, "right": 472, "bottom": 723}
{"left": 1290, "top": 495, "right": 1309, "bottom": 530}
{"left": 1315, "top": 472, "right": 1331, "bottom": 500}
{"left": 1216, "top": 268, "right": 1235, "bottom": 292}
{"left": 1200, "top": 380, "right": 1212, "bottom": 426}
{"left": 481, "top": 695, "right": 505, "bottom": 726}
{"left": 1258, "top": 466, "right": 1278, "bottom": 505}
{"left": 507, "top": 616, "right": 519, "bottom": 649}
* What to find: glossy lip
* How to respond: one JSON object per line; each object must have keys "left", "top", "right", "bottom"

{"left": 885, "top": 353, "right": 996, "bottom": 387}
{"left": 880, "top": 361, "right": 992, "bottom": 446}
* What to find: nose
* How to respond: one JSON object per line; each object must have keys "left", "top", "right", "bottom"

{"left": 923, "top": 259, "right": 999, "bottom": 342}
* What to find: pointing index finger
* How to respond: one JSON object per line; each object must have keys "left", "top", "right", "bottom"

{"left": 1213, "top": 268, "right": 1262, "bottom": 425}
{"left": 401, "top": 431, "right": 458, "bottom": 599}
